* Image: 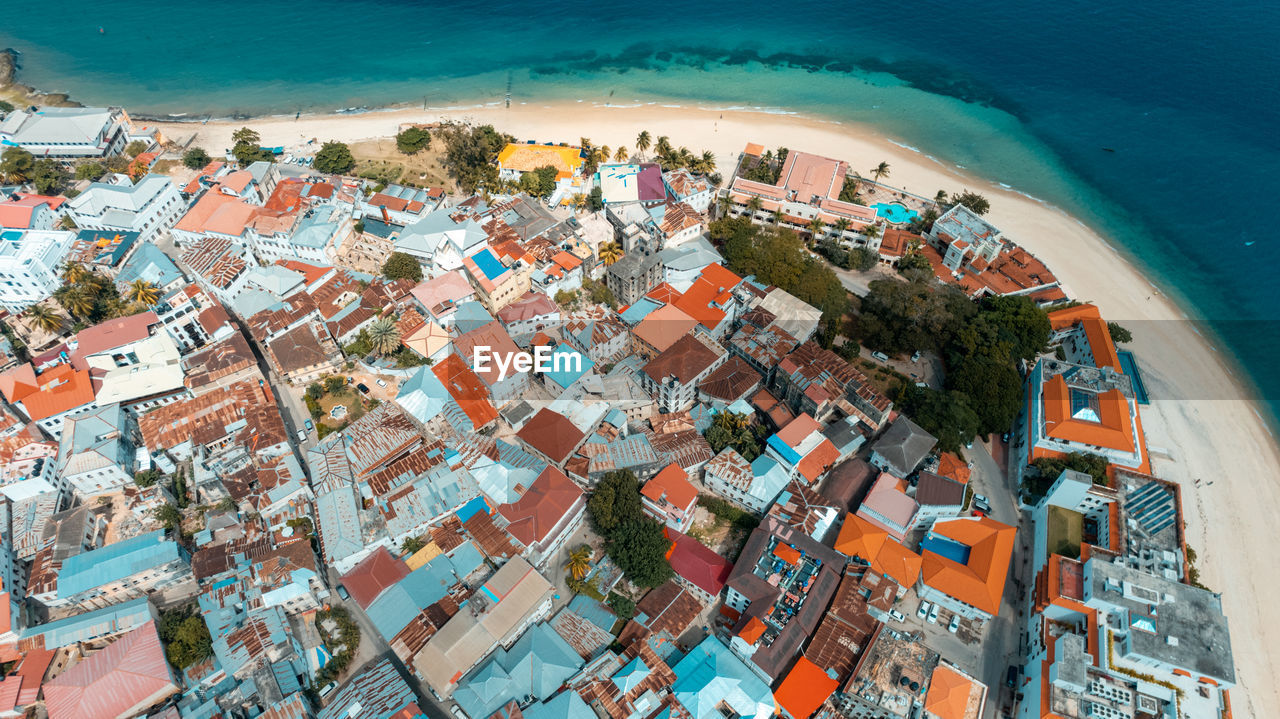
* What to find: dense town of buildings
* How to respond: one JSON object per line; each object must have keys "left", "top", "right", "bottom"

{"left": 0, "top": 104, "right": 1234, "bottom": 719}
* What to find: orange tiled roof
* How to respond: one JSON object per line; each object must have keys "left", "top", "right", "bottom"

{"left": 936, "top": 453, "right": 971, "bottom": 485}
{"left": 431, "top": 353, "right": 498, "bottom": 428}
{"left": 774, "top": 656, "right": 839, "bottom": 719}
{"left": 920, "top": 516, "right": 1016, "bottom": 616}
{"left": 1042, "top": 375, "right": 1134, "bottom": 452}
{"left": 737, "top": 615, "right": 766, "bottom": 644}
{"left": 834, "top": 513, "right": 921, "bottom": 588}
{"left": 642, "top": 464, "right": 698, "bottom": 511}
{"left": 9, "top": 363, "right": 95, "bottom": 421}
{"left": 924, "top": 664, "right": 981, "bottom": 719}
{"left": 672, "top": 264, "right": 741, "bottom": 330}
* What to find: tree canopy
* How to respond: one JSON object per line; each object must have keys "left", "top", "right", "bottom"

{"left": 0, "top": 147, "right": 34, "bottom": 183}
{"left": 587, "top": 470, "right": 644, "bottom": 535}
{"left": 606, "top": 520, "right": 675, "bottom": 589}
{"left": 313, "top": 141, "right": 355, "bottom": 175}
{"left": 182, "top": 147, "right": 211, "bottom": 169}
{"left": 950, "top": 190, "right": 991, "bottom": 215}
{"left": 704, "top": 411, "right": 764, "bottom": 461}
{"left": 1108, "top": 321, "right": 1133, "bottom": 344}
{"left": 895, "top": 384, "right": 981, "bottom": 453}
{"left": 1031, "top": 451, "right": 1108, "bottom": 486}
{"left": 518, "top": 164, "right": 559, "bottom": 198}
{"left": 382, "top": 251, "right": 423, "bottom": 282}
{"left": 31, "top": 159, "right": 69, "bottom": 195}
{"left": 158, "top": 606, "right": 213, "bottom": 669}
{"left": 438, "top": 123, "right": 513, "bottom": 193}
{"left": 711, "top": 217, "right": 849, "bottom": 340}
{"left": 396, "top": 126, "right": 432, "bottom": 155}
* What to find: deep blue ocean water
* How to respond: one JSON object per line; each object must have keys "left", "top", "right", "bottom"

{"left": 3, "top": 0, "right": 1278, "bottom": 422}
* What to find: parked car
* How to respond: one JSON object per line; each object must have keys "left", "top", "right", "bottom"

{"left": 335, "top": 584, "right": 349, "bottom": 600}
{"left": 1002, "top": 432, "right": 1010, "bottom": 443}
{"left": 376, "top": 378, "right": 388, "bottom": 388}
{"left": 356, "top": 383, "right": 371, "bottom": 394}
{"left": 973, "top": 494, "right": 989, "bottom": 506}
{"left": 927, "top": 604, "right": 940, "bottom": 624}
{"left": 911, "top": 350, "right": 922, "bottom": 363}
{"left": 871, "top": 351, "right": 890, "bottom": 362}
{"left": 889, "top": 609, "right": 906, "bottom": 623}
{"left": 304, "top": 419, "right": 314, "bottom": 432}
{"left": 917, "top": 601, "right": 932, "bottom": 620}
{"left": 319, "top": 682, "right": 338, "bottom": 697}
{"left": 296, "top": 429, "right": 306, "bottom": 442}
{"left": 450, "top": 705, "right": 471, "bottom": 719}
{"left": 948, "top": 615, "right": 960, "bottom": 633}
{"left": 1006, "top": 666, "right": 1019, "bottom": 689}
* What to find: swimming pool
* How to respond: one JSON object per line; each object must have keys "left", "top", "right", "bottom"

{"left": 873, "top": 202, "right": 919, "bottom": 224}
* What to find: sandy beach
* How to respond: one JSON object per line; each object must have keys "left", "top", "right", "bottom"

{"left": 154, "top": 103, "right": 1280, "bottom": 717}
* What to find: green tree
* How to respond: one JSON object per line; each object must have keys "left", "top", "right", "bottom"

{"left": 1031, "top": 452, "right": 1108, "bottom": 486}
{"left": 518, "top": 164, "right": 559, "bottom": 198}
{"left": 25, "top": 304, "right": 62, "bottom": 333}
{"left": 75, "top": 162, "right": 106, "bottom": 181}
{"left": 231, "top": 127, "right": 260, "bottom": 145}
{"left": 704, "top": 411, "right": 763, "bottom": 461}
{"left": 306, "top": 382, "right": 324, "bottom": 400}
{"left": 125, "top": 140, "right": 149, "bottom": 158}
{"left": 0, "top": 147, "right": 35, "bottom": 183}
{"left": 607, "top": 593, "right": 637, "bottom": 619}
{"left": 367, "top": 317, "right": 402, "bottom": 356}
{"left": 382, "top": 251, "right": 423, "bottom": 282}
{"left": 838, "top": 175, "right": 862, "bottom": 203}
{"left": 597, "top": 241, "right": 622, "bottom": 266}
{"left": 583, "top": 278, "right": 617, "bottom": 308}
{"left": 870, "top": 161, "right": 891, "bottom": 184}
{"left": 587, "top": 186, "right": 603, "bottom": 211}
{"left": 154, "top": 503, "right": 183, "bottom": 531}
{"left": 324, "top": 375, "right": 346, "bottom": 394}
{"left": 314, "top": 141, "right": 355, "bottom": 175}
{"left": 850, "top": 247, "right": 879, "bottom": 271}
{"left": 951, "top": 190, "right": 991, "bottom": 215}
{"left": 635, "top": 131, "right": 651, "bottom": 158}
{"left": 897, "top": 251, "right": 931, "bottom": 276}
{"left": 230, "top": 128, "right": 273, "bottom": 165}
{"left": 182, "top": 147, "right": 211, "bottom": 169}
{"left": 1108, "top": 321, "right": 1133, "bottom": 344}
{"left": 134, "top": 469, "right": 161, "bottom": 488}
{"left": 401, "top": 535, "right": 426, "bottom": 555}
{"left": 158, "top": 606, "right": 214, "bottom": 669}
{"left": 896, "top": 384, "right": 981, "bottom": 453}
{"left": 946, "top": 359, "right": 1024, "bottom": 435}
{"left": 126, "top": 279, "right": 161, "bottom": 306}
{"left": 565, "top": 545, "right": 592, "bottom": 581}
{"left": 607, "top": 520, "right": 674, "bottom": 588}
{"left": 587, "top": 470, "right": 644, "bottom": 536}
{"left": 396, "top": 126, "right": 432, "bottom": 155}
{"left": 438, "top": 123, "right": 512, "bottom": 192}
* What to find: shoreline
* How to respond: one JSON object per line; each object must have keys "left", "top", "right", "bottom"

{"left": 150, "top": 102, "right": 1280, "bottom": 717}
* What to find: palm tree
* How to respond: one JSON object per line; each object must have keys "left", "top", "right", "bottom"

{"left": 126, "top": 279, "right": 160, "bottom": 306}
{"left": 863, "top": 223, "right": 882, "bottom": 243}
{"left": 25, "top": 304, "right": 61, "bottom": 333}
{"left": 597, "top": 242, "right": 623, "bottom": 266}
{"left": 747, "top": 196, "right": 763, "bottom": 215}
{"left": 565, "top": 545, "right": 592, "bottom": 581}
{"left": 833, "top": 218, "right": 851, "bottom": 238}
{"left": 655, "top": 136, "right": 672, "bottom": 161}
{"left": 62, "top": 262, "right": 89, "bottom": 286}
{"left": 635, "top": 131, "right": 651, "bottom": 159}
{"left": 60, "top": 287, "right": 94, "bottom": 319}
{"left": 871, "top": 161, "right": 891, "bottom": 185}
{"left": 596, "top": 146, "right": 611, "bottom": 167}
{"left": 771, "top": 209, "right": 784, "bottom": 224}
{"left": 614, "top": 146, "right": 629, "bottom": 162}
{"left": 807, "top": 216, "right": 826, "bottom": 240}
{"left": 700, "top": 150, "right": 716, "bottom": 173}
{"left": 367, "top": 317, "right": 402, "bottom": 356}
{"left": 716, "top": 194, "right": 733, "bottom": 218}
{"left": 934, "top": 189, "right": 949, "bottom": 206}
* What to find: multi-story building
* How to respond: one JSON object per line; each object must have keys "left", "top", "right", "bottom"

{"left": 640, "top": 332, "right": 728, "bottom": 413}
{"left": 495, "top": 466, "right": 586, "bottom": 568}
{"left": 606, "top": 250, "right": 664, "bottom": 307}
{"left": 0, "top": 193, "right": 65, "bottom": 231}
{"left": 663, "top": 168, "right": 715, "bottom": 213}
{"left": 65, "top": 175, "right": 185, "bottom": 241}
{"left": 34, "top": 529, "right": 191, "bottom": 610}
{"left": 0, "top": 107, "right": 130, "bottom": 158}
{"left": 702, "top": 448, "right": 790, "bottom": 513}
{"left": 56, "top": 403, "right": 136, "bottom": 498}
{"left": 869, "top": 416, "right": 938, "bottom": 478}
{"left": 641, "top": 463, "right": 699, "bottom": 531}
{"left": 1022, "top": 358, "right": 1148, "bottom": 477}
{"left": 917, "top": 516, "right": 1016, "bottom": 622}
{"left": 0, "top": 229, "right": 76, "bottom": 311}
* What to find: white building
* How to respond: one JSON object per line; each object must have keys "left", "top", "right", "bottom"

{"left": 0, "top": 230, "right": 76, "bottom": 311}
{"left": 57, "top": 403, "right": 137, "bottom": 498}
{"left": 0, "top": 107, "right": 129, "bottom": 158}
{"left": 65, "top": 175, "right": 186, "bottom": 241}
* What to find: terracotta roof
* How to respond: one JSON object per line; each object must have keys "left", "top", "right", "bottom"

{"left": 174, "top": 190, "right": 256, "bottom": 236}
{"left": 631, "top": 304, "right": 698, "bottom": 353}
{"left": 774, "top": 656, "right": 839, "bottom": 719}
{"left": 431, "top": 354, "right": 498, "bottom": 428}
{"left": 935, "top": 453, "right": 971, "bottom": 485}
{"left": 43, "top": 620, "right": 176, "bottom": 719}
{"left": 268, "top": 323, "right": 334, "bottom": 375}
{"left": 1041, "top": 374, "right": 1134, "bottom": 452}
{"left": 642, "top": 464, "right": 698, "bottom": 511}
{"left": 341, "top": 546, "right": 411, "bottom": 608}
{"left": 516, "top": 409, "right": 585, "bottom": 464}
{"left": 924, "top": 664, "right": 983, "bottom": 719}
{"left": 663, "top": 527, "right": 732, "bottom": 596}
{"left": 698, "top": 355, "right": 762, "bottom": 403}
{"left": 634, "top": 580, "right": 703, "bottom": 637}
{"left": 6, "top": 363, "right": 95, "bottom": 421}
{"left": 672, "top": 264, "right": 740, "bottom": 330}
{"left": 833, "top": 513, "right": 921, "bottom": 588}
{"left": 920, "top": 516, "right": 1016, "bottom": 616}
{"left": 496, "top": 291, "right": 559, "bottom": 324}
{"left": 73, "top": 311, "right": 157, "bottom": 359}
{"left": 643, "top": 334, "right": 723, "bottom": 385}
{"left": 496, "top": 466, "right": 583, "bottom": 547}
{"left": 274, "top": 259, "right": 332, "bottom": 287}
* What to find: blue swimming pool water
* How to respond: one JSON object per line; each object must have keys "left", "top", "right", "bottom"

{"left": 1117, "top": 350, "right": 1150, "bottom": 405}
{"left": 873, "top": 202, "right": 919, "bottom": 224}
{"left": 472, "top": 249, "right": 508, "bottom": 281}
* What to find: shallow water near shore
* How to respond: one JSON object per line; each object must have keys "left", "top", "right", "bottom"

{"left": 3, "top": 0, "right": 1278, "bottom": 423}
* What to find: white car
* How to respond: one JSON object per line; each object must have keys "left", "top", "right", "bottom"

{"left": 376, "top": 378, "right": 388, "bottom": 388}
{"left": 871, "top": 351, "right": 890, "bottom": 362}
{"left": 911, "top": 350, "right": 921, "bottom": 363}
{"left": 948, "top": 614, "right": 961, "bottom": 633}
{"left": 889, "top": 609, "right": 906, "bottom": 623}
{"left": 927, "top": 604, "right": 941, "bottom": 624}
{"left": 973, "top": 494, "right": 989, "bottom": 505}
{"left": 917, "top": 601, "right": 932, "bottom": 620}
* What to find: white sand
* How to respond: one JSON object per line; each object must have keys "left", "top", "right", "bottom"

{"left": 152, "top": 104, "right": 1280, "bottom": 717}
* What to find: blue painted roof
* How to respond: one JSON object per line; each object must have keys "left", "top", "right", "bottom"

{"left": 766, "top": 434, "right": 802, "bottom": 465}
{"left": 58, "top": 530, "right": 183, "bottom": 598}
{"left": 455, "top": 496, "right": 490, "bottom": 523}
{"left": 619, "top": 298, "right": 662, "bottom": 326}
{"left": 543, "top": 345, "right": 593, "bottom": 389}
{"left": 567, "top": 594, "right": 618, "bottom": 634}
{"left": 116, "top": 240, "right": 182, "bottom": 288}
{"left": 20, "top": 596, "right": 153, "bottom": 646}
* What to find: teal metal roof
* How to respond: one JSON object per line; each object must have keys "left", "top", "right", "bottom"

{"left": 57, "top": 530, "right": 184, "bottom": 598}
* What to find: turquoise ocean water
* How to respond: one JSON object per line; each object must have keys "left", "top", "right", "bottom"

{"left": 2, "top": 0, "right": 1277, "bottom": 424}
